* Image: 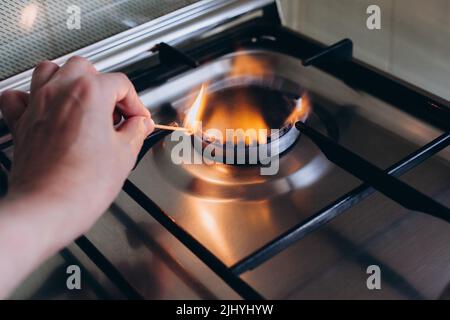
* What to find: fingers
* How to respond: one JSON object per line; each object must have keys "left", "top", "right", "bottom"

{"left": 30, "top": 61, "right": 59, "bottom": 94}
{"left": 50, "top": 56, "right": 97, "bottom": 84}
{"left": 0, "top": 90, "right": 29, "bottom": 134}
{"left": 118, "top": 116, "right": 154, "bottom": 156}
{"left": 97, "top": 73, "right": 150, "bottom": 118}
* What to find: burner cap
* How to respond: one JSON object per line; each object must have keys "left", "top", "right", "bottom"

{"left": 190, "top": 80, "right": 309, "bottom": 165}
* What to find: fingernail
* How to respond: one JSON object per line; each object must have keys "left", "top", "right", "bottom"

{"left": 144, "top": 117, "right": 154, "bottom": 131}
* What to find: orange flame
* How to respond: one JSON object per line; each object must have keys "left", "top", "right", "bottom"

{"left": 229, "top": 54, "right": 269, "bottom": 78}
{"left": 183, "top": 53, "right": 310, "bottom": 144}
{"left": 285, "top": 93, "right": 311, "bottom": 125}
{"left": 200, "top": 100, "right": 269, "bottom": 145}
{"left": 183, "top": 84, "right": 207, "bottom": 134}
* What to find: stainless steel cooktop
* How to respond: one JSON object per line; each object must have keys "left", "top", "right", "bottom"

{"left": 79, "top": 50, "right": 450, "bottom": 299}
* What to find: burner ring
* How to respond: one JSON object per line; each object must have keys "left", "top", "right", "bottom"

{"left": 188, "top": 77, "right": 308, "bottom": 165}
{"left": 191, "top": 123, "right": 301, "bottom": 165}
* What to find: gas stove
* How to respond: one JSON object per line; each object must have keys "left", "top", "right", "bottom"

{"left": 1, "top": 0, "right": 449, "bottom": 300}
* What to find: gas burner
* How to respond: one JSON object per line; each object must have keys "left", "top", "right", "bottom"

{"left": 190, "top": 82, "right": 308, "bottom": 165}
{"left": 150, "top": 93, "right": 336, "bottom": 200}
{"left": 178, "top": 53, "right": 311, "bottom": 165}
{"left": 145, "top": 51, "right": 341, "bottom": 200}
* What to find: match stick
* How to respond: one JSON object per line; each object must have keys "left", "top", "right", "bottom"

{"left": 154, "top": 124, "right": 191, "bottom": 132}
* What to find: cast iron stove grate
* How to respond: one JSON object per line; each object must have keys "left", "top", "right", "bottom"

{"left": 117, "top": 19, "right": 450, "bottom": 299}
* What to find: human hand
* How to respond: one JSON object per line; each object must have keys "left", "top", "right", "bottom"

{"left": 0, "top": 57, "right": 154, "bottom": 248}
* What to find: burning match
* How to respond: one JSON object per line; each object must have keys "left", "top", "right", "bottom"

{"left": 154, "top": 124, "right": 191, "bottom": 133}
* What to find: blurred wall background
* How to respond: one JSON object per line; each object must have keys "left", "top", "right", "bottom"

{"left": 278, "top": 0, "right": 450, "bottom": 101}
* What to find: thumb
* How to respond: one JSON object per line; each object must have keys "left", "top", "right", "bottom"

{"left": 118, "top": 116, "right": 154, "bottom": 156}
{"left": 0, "top": 90, "right": 29, "bottom": 134}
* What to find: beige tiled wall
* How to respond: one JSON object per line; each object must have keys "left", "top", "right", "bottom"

{"left": 278, "top": 0, "right": 450, "bottom": 101}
